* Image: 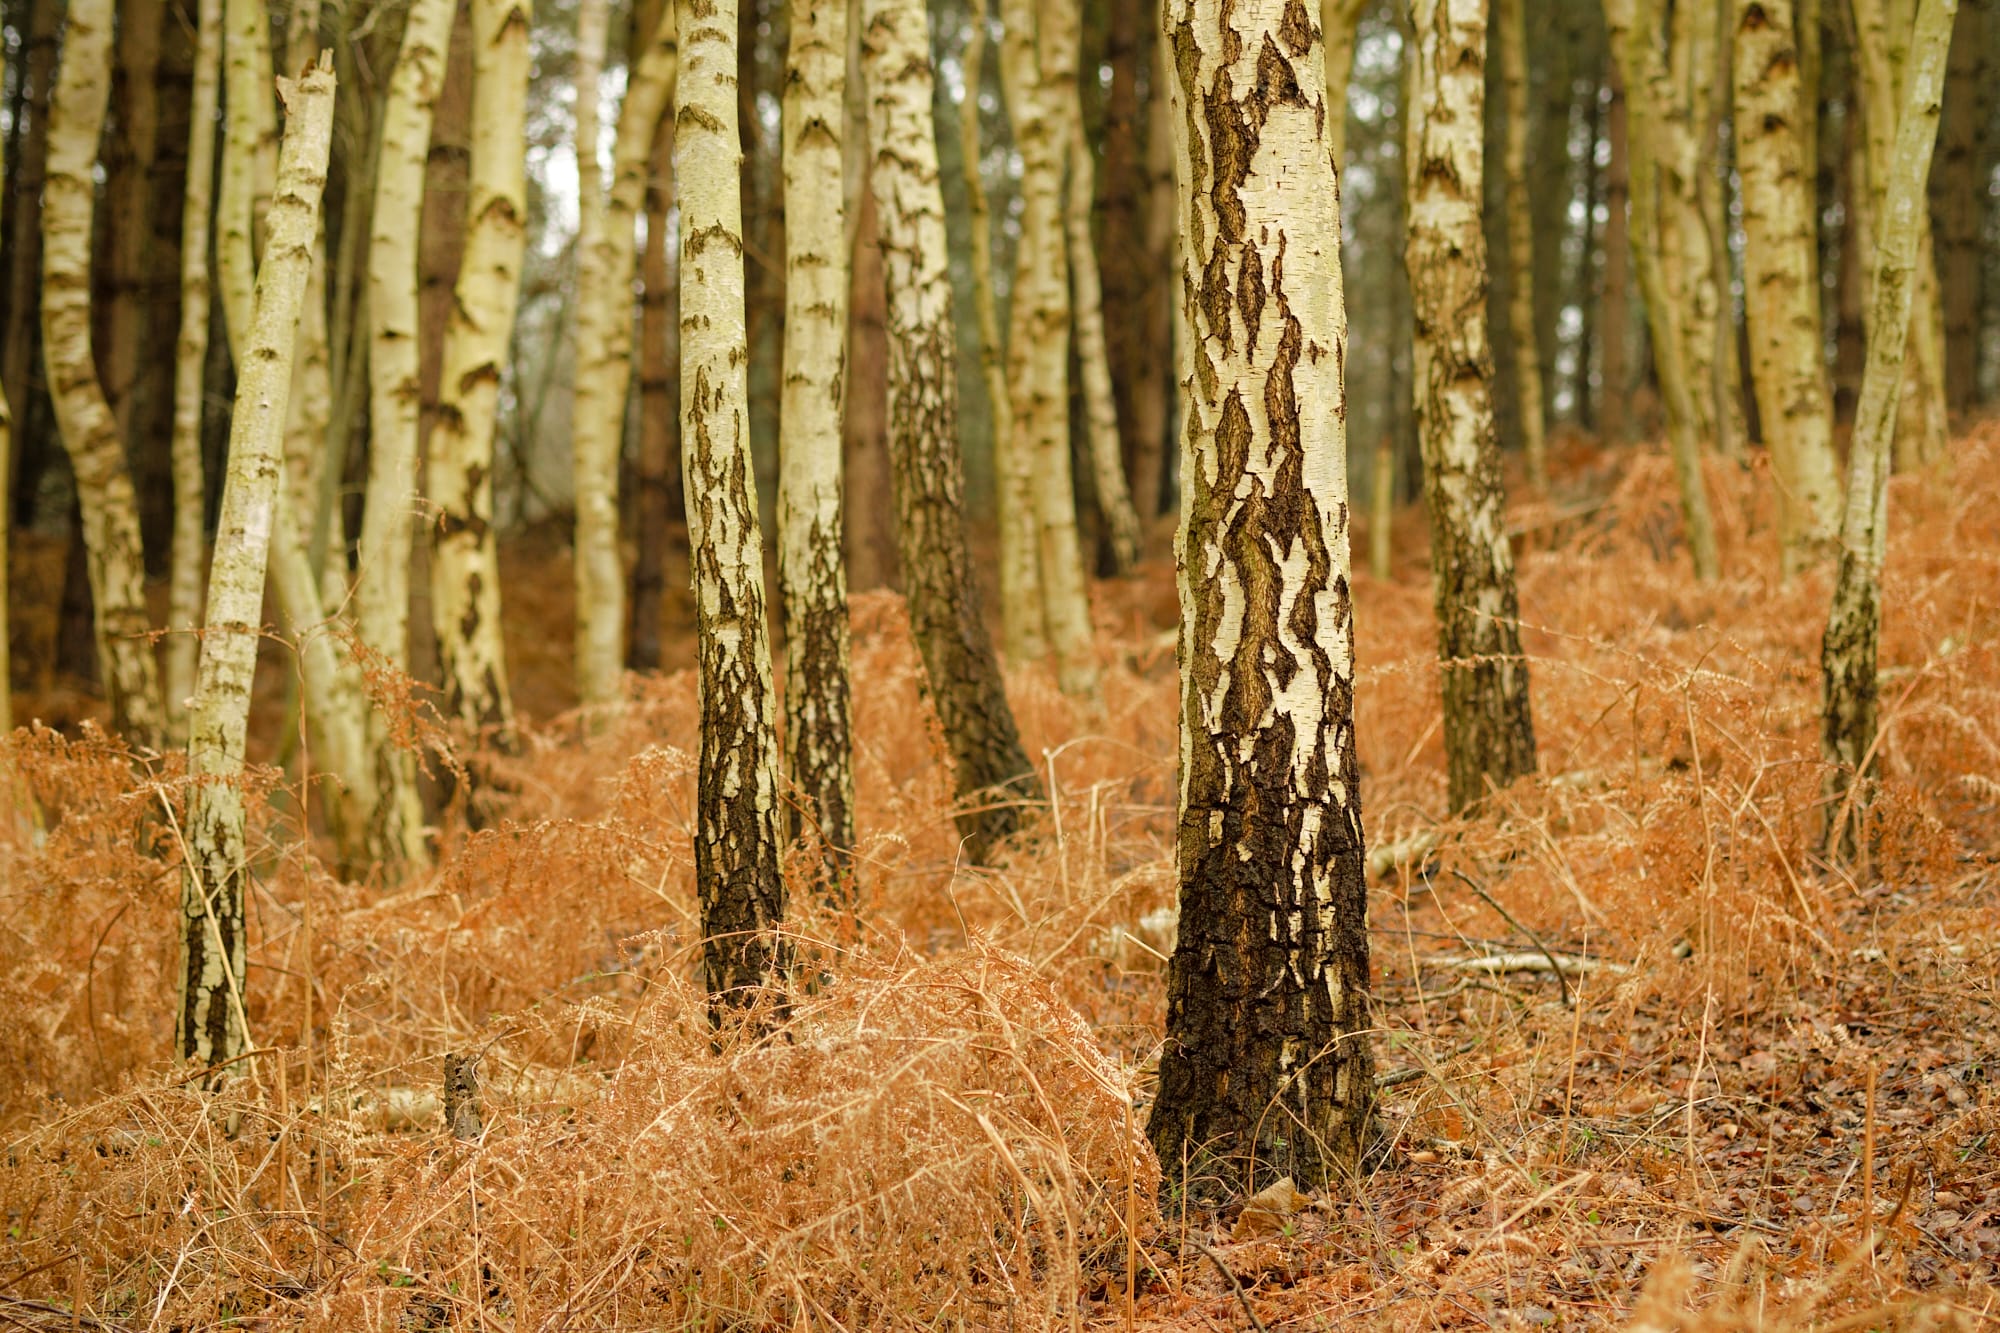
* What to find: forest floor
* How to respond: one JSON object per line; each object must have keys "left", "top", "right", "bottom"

{"left": 3, "top": 427, "right": 2000, "bottom": 1330}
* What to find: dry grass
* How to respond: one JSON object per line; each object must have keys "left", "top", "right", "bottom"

{"left": 3, "top": 427, "right": 1998, "bottom": 1329}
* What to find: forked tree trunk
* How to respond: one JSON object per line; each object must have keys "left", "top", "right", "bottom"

{"left": 779, "top": 0, "right": 856, "bottom": 894}
{"left": 1149, "top": 0, "right": 1374, "bottom": 1194}
{"left": 678, "top": 0, "right": 788, "bottom": 1005}
{"left": 357, "top": 0, "right": 455, "bottom": 870}
{"left": 1606, "top": 0, "right": 1721, "bottom": 580}
{"left": 961, "top": 3, "right": 1044, "bottom": 664}
{"left": 1496, "top": 0, "right": 1548, "bottom": 490}
{"left": 1733, "top": 0, "right": 1844, "bottom": 576}
{"left": 1822, "top": 0, "right": 1956, "bottom": 841}
{"left": 41, "top": 0, "right": 165, "bottom": 748}
{"left": 429, "top": 0, "right": 531, "bottom": 736}
{"left": 863, "top": 0, "right": 1040, "bottom": 860}
{"left": 179, "top": 58, "right": 335, "bottom": 1068}
{"left": 164, "top": 0, "right": 223, "bottom": 742}
{"left": 573, "top": 3, "right": 680, "bottom": 710}
{"left": 1406, "top": 0, "right": 1538, "bottom": 815}
{"left": 998, "top": 0, "right": 1099, "bottom": 697}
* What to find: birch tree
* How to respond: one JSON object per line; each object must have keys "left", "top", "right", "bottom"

{"left": 430, "top": 0, "right": 532, "bottom": 735}
{"left": 1406, "top": 0, "right": 1537, "bottom": 814}
{"left": 1495, "top": 0, "right": 1548, "bottom": 490}
{"left": 1149, "top": 0, "right": 1375, "bottom": 1190}
{"left": 1822, "top": 0, "right": 1957, "bottom": 838}
{"left": 180, "top": 58, "right": 335, "bottom": 1068}
{"left": 573, "top": 4, "right": 681, "bottom": 711}
{"left": 1324, "top": 0, "right": 1373, "bottom": 164}
{"left": 1733, "top": 0, "right": 1844, "bottom": 575}
{"left": 41, "top": 0, "right": 165, "bottom": 748}
{"left": 779, "top": 0, "right": 856, "bottom": 890}
{"left": 863, "top": 0, "right": 1041, "bottom": 860}
{"left": 679, "top": 0, "right": 787, "bottom": 1003}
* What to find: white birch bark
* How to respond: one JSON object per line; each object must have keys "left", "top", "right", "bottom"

{"left": 179, "top": 58, "right": 335, "bottom": 1068}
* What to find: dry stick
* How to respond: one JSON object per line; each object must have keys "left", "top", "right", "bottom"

{"left": 1187, "top": 1241, "right": 1270, "bottom": 1333}
{"left": 1862, "top": 1060, "right": 1877, "bottom": 1271}
{"left": 1446, "top": 869, "right": 1572, "bottom": 1005}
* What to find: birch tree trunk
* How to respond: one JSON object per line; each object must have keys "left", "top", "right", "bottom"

{"left": 1406, "top": 0, "right": 1538, "bottom": 815}
{"left": 358, "top": 0, "right": 455, "bottom": 870}
{"left": 863, "top": 0, "right": 1041, "bottom": 859}
{"left": 1496, "top": 0, "right": 1548, "bottom": 490}
{"left": 1734, "top": 0, "right": 1844, "bottom": 575}
{"left": 998, "top": 0, "right": 1100, "bottom": 697}
{"left": 41, "top": 0, "right": 165, "bottom": 748}
{"left": 164, "top": 0, "right": 224, "bottom": 742}
{"left": 1324, "top": 0, "right": 1372, "bottom": 165}
{"left": 1606, "top": 0, "right": 1722, "bottom": 579}
{"left": 1822, "top": 0, "right": 1956, "bottom": 838}
{"left": 678, "top": 0, "right": 788, "bottom": 1005}
{"left": 961, "top": 4, "right": 1045, "bottom": 664}
{"left": 778, "top": 0, "right": 856, "bottom": 893}
{"left": 574, "top": 4, "right": 680, "bottom": 711}
{"left": 179, "top": 58, "right": 334, "bottom": 1068}
{"left": 1149, "top": 0, "right": 1375, "bottom": 1193}
{"left": 217, "top": 0, "right": 276, "bottom": 362}
{"left": 429, "top": 0, "right": 531, "bottom": 736}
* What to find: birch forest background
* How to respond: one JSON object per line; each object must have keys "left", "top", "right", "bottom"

{"left": 2, "top": 0, "right": 2000, "bottom": 1325}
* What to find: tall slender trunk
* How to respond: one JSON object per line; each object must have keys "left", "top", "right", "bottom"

{"left": 1149, "top": 0, "right": 1373, "bottom": 1193}
{"left": 998, "top": 0, "right": 1099, "bottom": 697}
{"left": 678, "top": 0, "right": 787, "bottom": 1006}
{"left": 1099, "top": 0, "right": 1153, "bottom": 519}
{"left": 0, "top": 34, "right": 12, "bottom": 736}
{"left": 100, "top": 0, "right": 163, "bottom": 491}
{"left": 358, "top": 0, "right": 455, "bottom": 870}
{"left": 962, "top": 4, "right": 1042, "bottom": 662}
{"left": 862, "top": 0, "right": 1039, "bottom": 860}
{"left": 429, "top": 0, "right": 531, "bottom": 736}
{"left": 1408, "top": 0, "right": 1538, "bottom": 814}
{"left": 1600, "top": 61, "right": 1631, "bottom": 439}
{"left": 164, "top": 0, "right": 224, "bottom": 741}
{"left": 779, "top": 0, "right": 855, "bottom": 893}
{"left": 1606, "top": 0, "right": 1722, "bottom": 578}
{"left": 1574, "top": 73, "right": 1606, "bottom": 432}
{"left": 1734, "top": 0, "right": 1844, "bottom": 573}
{"left": 2, "top": 0, "right": 57, "bottom": 432}
{"left": 1933, "top": 0, "right": 1988, "bottom": 413}
{"left": 1137, "top": 27, "right": 1177, "bottom": 518}
{"left": 179, "top": 58, "right": 335, "bottom": 1068}
{"left": 1323, "top": 0, "right": 1371, "bottom": 165}
{"left": 1496, "top": 0, "right": 1549, "bottom": 489}
{"left": 1822, "top": 0, "right": 1955, "bottom": 842}
{"left": 574, "top": 5, "right": 680, "bottom": 711}
{"left": 42, "top": 0, "right": 165, "bottom": 747}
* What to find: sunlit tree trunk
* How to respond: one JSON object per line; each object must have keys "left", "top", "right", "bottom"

{"left": 1495, "top": 0, "right": 1548, "bottom": 490}
{"left": 164, "top": 0, "right": 224, "bottom": 742}
{"left": 358, "top": 0, "right": 455, "bottom": 870}
{"left": 1606, "top": 0, "right": 1721, "bottom": 579}
{"left": 429, "top": 0, "right": 531, "bottom": 736}
{"left": 863, "top": 0, "right": 1041, "bottom": 859}
{"left": 1324, "top": 0, "right": 1372, "bottom": 165}
{"left": 1933, "top": 0, "right": 1987, "bottom": 414}
{"left": 1051, "top": 0, "right": 1141, "bottom": 574}
{"left": 41, "top": 0, "right": 165, "bottom": 748}
{"left": 961, "top": 4, "right": 1044, "bottom": 663}
{"left": 1149, "top": 0, "right": 1374, "bottom": 1193}
{"left": 1733, "top": 0, "right": 1844, "bottom": 575}
{"left": 180, "top": 58, "right": 334, "bottom": 1068}
{"left": 678, "top": 0, "right": 788, "bottom": 1005}
{"left": 1823, "top": 0, "right": 1955, "bottom": 843}
{"left": 779, "top": 0, "right": 856, "bottom": 893}
{"left": 998, "top": 0, "right": 1100, "bottom": 697}
{"left": 574, "top": 4, "right": 680, "bottom": 711}
{"left": 1406, "top": 0, "right": 1538, "bottom": 814}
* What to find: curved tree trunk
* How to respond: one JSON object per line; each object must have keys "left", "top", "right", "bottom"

{"left": 1822, "top": 0, "right": 1956, "bottom": 843}
{"left": 42, "top": 0, "right": 165, "bottom": 748}
{"left": 429, "top": 0, "right": 532, "bottom": 736}
{"left": 1734, "top": 0, "right": 1844, "bottom": 576}
{"left": 1496, "top": 0, "right": 1548, "bottom": 490}
{"left": 1407, "top": 0, "right": 1537, "bottom": 815}
{"left": 1149, "top": 0, "right": 1373, "bottom": 1194}
{"left": 358, "top": 0, "right": 455, "bottom": 871}
{"left": 998, "top": 0, "right": 1099, "bottom": 697}
{"left": 179, "top": 58, "right": 335, "bottom": 1069}
{"left": 779, "top": 0, "right": 856, "bottom": 894}
{"left": 863, "top": 0, "right": 1041, "bottom": 859}
{"left": 678, "top": 0, "right": 788, "bottom": 1007}
{"left": 574, "top": 4, "right": 680, "bottom": 711}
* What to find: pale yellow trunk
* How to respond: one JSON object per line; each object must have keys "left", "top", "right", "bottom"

{"left": 1495, "top": 0, "right": 1547, "bottom": 490}
{"left": 180, "top": 57, "right": 335, "bottom": 1068}
{"left": 1322, "top": 0, "right": 1371, "bottom": 165}
{"left": 430, "top": 0, "right": 533, "bottom": 735}
{"left": 42, "top": 0, "right": 164, "bottom": 747}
